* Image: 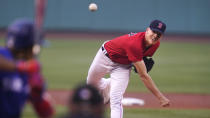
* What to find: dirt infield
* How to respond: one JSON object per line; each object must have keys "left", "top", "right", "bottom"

{"left": 49, "top": 90, "right": 210, "bottom": 109}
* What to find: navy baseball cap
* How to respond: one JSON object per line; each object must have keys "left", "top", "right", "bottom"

{"left": 6, "top": 18, "right": 35, "bottom": 49}
{"left": 149, "top": 20, "right": 166, "bottom": 34}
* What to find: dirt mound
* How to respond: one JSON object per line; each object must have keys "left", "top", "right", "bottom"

{"left": 49, "top": 90, "right": 210, "bottom": 109}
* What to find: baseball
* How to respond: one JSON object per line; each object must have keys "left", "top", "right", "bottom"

{"left": 89, "top": 3, "right": 98, "bottom": 12}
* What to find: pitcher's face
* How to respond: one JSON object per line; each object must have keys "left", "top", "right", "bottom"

{"left": 145, "top": 28, "right": 162, "bottom": 46}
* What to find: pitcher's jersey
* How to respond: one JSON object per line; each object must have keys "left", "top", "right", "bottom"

{"left": 104, "top": 32, "right": 160, "bottom": 64}
{"left": 0, "top": 47, "right": 29, "bottom": 118}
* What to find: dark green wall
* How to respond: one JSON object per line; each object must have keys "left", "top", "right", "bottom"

{"left": 0, "top": 0, "right": 210, "bottom": 34}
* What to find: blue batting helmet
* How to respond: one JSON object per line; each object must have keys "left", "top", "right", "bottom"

{"left": 6, "top": 18, "right": 35, "bottom": 49}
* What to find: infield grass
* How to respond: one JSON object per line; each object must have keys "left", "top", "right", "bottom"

{"left": 37, "top": 38, "right": 210, "bottom": 94}
{"left": 1, "top": 37, "right": 210, "bottom": 93}
{"left": 1, "top": 37, "right": 210, "bottom": 118}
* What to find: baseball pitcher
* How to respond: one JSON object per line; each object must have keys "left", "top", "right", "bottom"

{"left": 86, "top": 20, "right": 170, "bottom": 118}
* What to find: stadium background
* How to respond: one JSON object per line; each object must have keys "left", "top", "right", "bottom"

{"left": 0, "top": 0, "right": 210, "bottom": 118}
{"left": 0, "top": 0, "right": 210, "bottom": 34}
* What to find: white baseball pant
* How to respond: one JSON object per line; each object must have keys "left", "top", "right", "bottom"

{"left": 87, "top": 44, "right": 131, "bottom": 118}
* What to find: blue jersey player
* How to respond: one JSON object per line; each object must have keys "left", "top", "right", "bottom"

{"left": 0, "top": 19, "right": 54, "bottom": 118}
{"left": 0, "top": 47, "right": 29, "bottom": 118}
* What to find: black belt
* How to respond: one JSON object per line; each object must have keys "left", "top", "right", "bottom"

{"left": 101, "top": 46, "right": 110, "bottom": 58}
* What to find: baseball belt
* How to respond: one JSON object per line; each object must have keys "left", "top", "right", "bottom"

{"left": 101, "top": 46, "right": 110, "bottom": 58}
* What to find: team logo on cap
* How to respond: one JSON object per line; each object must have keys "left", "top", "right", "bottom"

{"left": 158, "top": 23, "right": 163, "bottom": 29}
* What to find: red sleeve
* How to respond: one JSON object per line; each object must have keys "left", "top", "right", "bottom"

{"left": 144, "top": 41, "right": 160, "bottom": 57}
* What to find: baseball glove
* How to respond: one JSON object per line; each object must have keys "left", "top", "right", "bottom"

{"left": 133, "top": 57, "right": 154, "bottom": 73}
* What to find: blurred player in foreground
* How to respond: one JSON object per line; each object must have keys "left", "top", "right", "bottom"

{"left": 62, "top": 83, "right": 105, "bottom": 118}
{"left": 0, "top": 18, "right": 54, "bottom": 118}
{"left": 86, "top": 20, "right": 170, "bottom": 118}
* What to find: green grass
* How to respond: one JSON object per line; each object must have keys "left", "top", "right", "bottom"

{"left": 1, "top": 38, "right": 210, "bottom": 93}
{"left": 39, "top": 39, "right": 103, "bottom": 89}
{"left": 123, "top": 108, "right": 210, "bottom": 118}
{"left": 38, "top": 38, "right": 210, "bottom": 94}
{"left": 22, "top": 104, "right": 210, "bottom": 118}
{"left": 128, "top": 41, "right": 210, "bottom": 93}
{"left": 22, "top": 104, "right": 67, "bottom": 118}
{"left": 1, "top": 37, "right": 210, "bottom": 118}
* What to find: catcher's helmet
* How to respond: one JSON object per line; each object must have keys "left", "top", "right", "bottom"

{"left": 6, "top": 18, "right": 35, "bottom": 49}
{"left": 71, "top": 84, "right": 103, "bottom": 106}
